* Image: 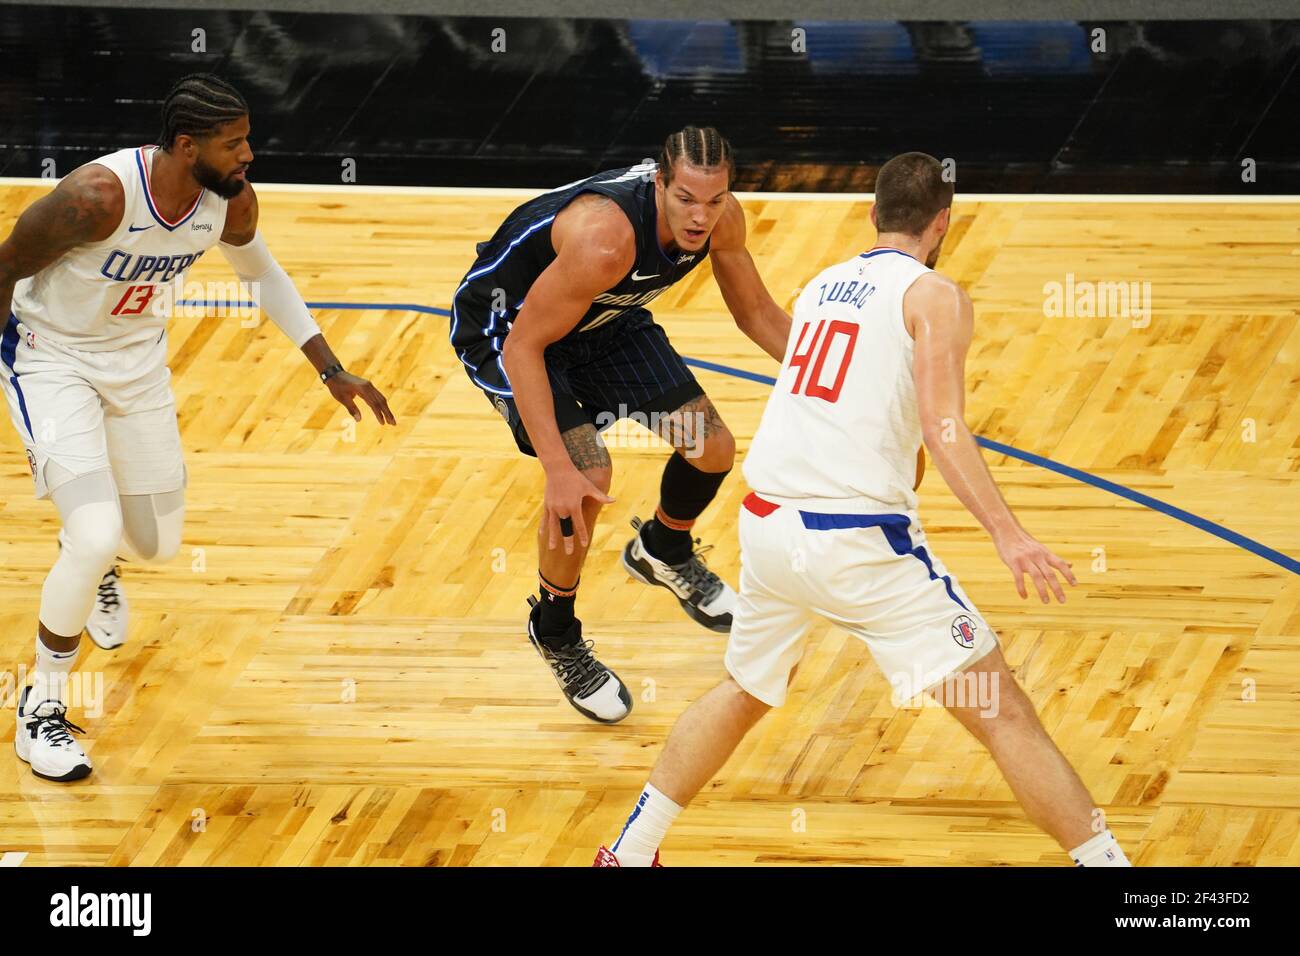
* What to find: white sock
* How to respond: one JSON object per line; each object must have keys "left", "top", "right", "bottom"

{"left": 28, "top": 633, "right": 80, "bottom": 712}
{"left": 611, "top": 783, "right": 682, "bottom": 866}
{"left": 1070, "top": 829, "right": 1131, "bottom": 867}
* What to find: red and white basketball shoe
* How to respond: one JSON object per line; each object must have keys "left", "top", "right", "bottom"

{"left": 592, "top": 846, "right": 662, "bottom": 867}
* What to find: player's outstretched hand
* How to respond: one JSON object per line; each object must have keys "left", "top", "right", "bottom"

{"left": 543, "top": 466, "right": 615, "bottom": 555}
{"left": 994, "top": 528, "right": 1077, "bottom": 603}
{"left": 327, "top": 371, "right": 396, "bottom": 426}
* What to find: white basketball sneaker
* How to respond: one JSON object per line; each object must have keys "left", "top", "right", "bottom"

{"left": 622, "top": 516, "right": 737, "bottom": 633}
{"left": 525, "top": 597, "right": 632, "bottom": 724}
{"left": 85, "top": 564, "right": 128, "bottom": 650}
{"left": 15, "top": 686, "right": 93, "bottom": 782}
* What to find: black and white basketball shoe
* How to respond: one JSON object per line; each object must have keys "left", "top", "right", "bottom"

{"left": 525, "top": 597, "right": 632, "bottom": 724}
{"left": 621, "top": 516, "right": 736, "bottom": 633}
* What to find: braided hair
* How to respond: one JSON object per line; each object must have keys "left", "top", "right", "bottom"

{"left": 658, "top": 126, "right": 735, "bottom": 186}
{"left": 157, "top": 74, "right": 248, "bottom": 150}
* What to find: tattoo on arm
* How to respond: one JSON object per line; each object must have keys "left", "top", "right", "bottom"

{"left": 562, "top": 424, "right": 611, "bottom": 471}
{"left": 0, "top": 168, "right": 121, "bottom": 286}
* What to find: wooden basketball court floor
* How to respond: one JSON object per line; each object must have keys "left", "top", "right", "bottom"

{"left": 0, "top": 182, "right": 1297, "bottom": 867}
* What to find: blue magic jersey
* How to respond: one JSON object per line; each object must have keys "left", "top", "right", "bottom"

{"left": 450, "top": 162, "right": 709, "bottom": 389}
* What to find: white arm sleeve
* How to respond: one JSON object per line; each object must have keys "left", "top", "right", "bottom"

{"left": 218, "top": 231, "right": 322, "bottom": 348}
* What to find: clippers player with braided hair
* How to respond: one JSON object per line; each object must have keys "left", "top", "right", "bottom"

{"left": 0, "top": 74, "right": 394, "bottom": 781}
{"left": 451, "top": 127, "right": 791, "bottom": 724}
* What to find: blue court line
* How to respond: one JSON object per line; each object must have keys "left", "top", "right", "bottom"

{"left": 682, "top": 355, "right": 782, "bottom": 386}
{"left": 181, "top": 299, "right": 1299, "bottom": 575}
{"left": 974, "top": 437, "right": 1300, "bottom": 575}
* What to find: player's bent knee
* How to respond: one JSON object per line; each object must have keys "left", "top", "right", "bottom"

{"left": 946, "top": 682, "right": 1039, "bottom": 746}
{"left": 583, "top": 465, "right": 614, "bottom": 497}
{"left": 120, "top": 490, "right": 185, "bottom": 564}
{"left": 62, "top": 503, "right": 125, "bottom": 572}
{"left": 126, "top": 526, "right": 182, "bottom": 564}
{"left": 723, "top": 676, "right": 771, "bottom": 720}
{"left": 988, "top": 687, "right": 1042, "bottom": 735}
{"left": 712, "top": 426, "right": 737, "bottom": 467}
{"left": 50, "top": 470, "right": 125, "bottom": 571}
{"left": 689, "top": 426, "right": 735, "bottom": 473}
{"left": 152, "top": 529, "right": 183, "bottom": 563}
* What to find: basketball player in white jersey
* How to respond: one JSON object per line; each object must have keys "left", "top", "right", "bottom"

{"left": 0, "top": 74, "right": 394, "bottom": 782}
{"left": 595, "top": 153, "right": 1131, "bottom": 867}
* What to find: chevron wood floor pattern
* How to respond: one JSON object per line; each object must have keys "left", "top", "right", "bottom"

{"left": 0, "top": 184, "right": 1297, "bottom": 866}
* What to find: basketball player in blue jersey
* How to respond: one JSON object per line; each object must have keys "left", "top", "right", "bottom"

{"left": 0, "top": 74, "right": 395, "bottom": 781}
{"left": 451, "top": 128, "right": 792, "bottom": 724}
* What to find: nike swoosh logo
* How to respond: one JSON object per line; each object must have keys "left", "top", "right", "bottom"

{"left": 128, "top": 224, "right": 154, "bottom": 232}
{"left": 630, "top": 270, "right": 660, "bottom": 281}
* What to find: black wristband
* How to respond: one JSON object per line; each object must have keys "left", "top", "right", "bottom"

{"left": 319, "top": 364, "right": 345, "bottom": 383}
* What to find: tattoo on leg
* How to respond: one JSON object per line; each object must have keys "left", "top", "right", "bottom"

{"left": 562, "top": 425, "right": 611, "bottom": 471}
{"left": 657, "top": 395, "right": 726, "bottom": 454}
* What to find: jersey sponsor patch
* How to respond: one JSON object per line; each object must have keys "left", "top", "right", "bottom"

{"left": 951, "top": 614, "right": 978, "bottom": 648}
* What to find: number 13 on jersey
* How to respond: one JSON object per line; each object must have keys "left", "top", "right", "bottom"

{"left": 788, "top": 319, "right": 859, "bottom": 403}
{"left": 109, "top": 284, "right": 160, "bottom": 316}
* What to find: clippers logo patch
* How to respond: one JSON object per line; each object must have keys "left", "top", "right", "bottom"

{"left": 25, "top": 448, "right": 36, "bottom": 476}
{"left": 951, "top": 614, "right": 977, "bottom": 649}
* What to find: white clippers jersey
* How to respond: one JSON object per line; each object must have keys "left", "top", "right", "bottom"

{"left": 743, "top": 247, "right": 932, "bottom": 513}
{"left": 12, "top": 146, "right": 228, "bottom": 351}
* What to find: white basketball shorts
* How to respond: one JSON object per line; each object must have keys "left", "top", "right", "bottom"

{"left": 1, "top": 314, "right": 185, "bottom": 499}
{"left": 725, "top": 491, "right": 1000, "bottom": 707}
